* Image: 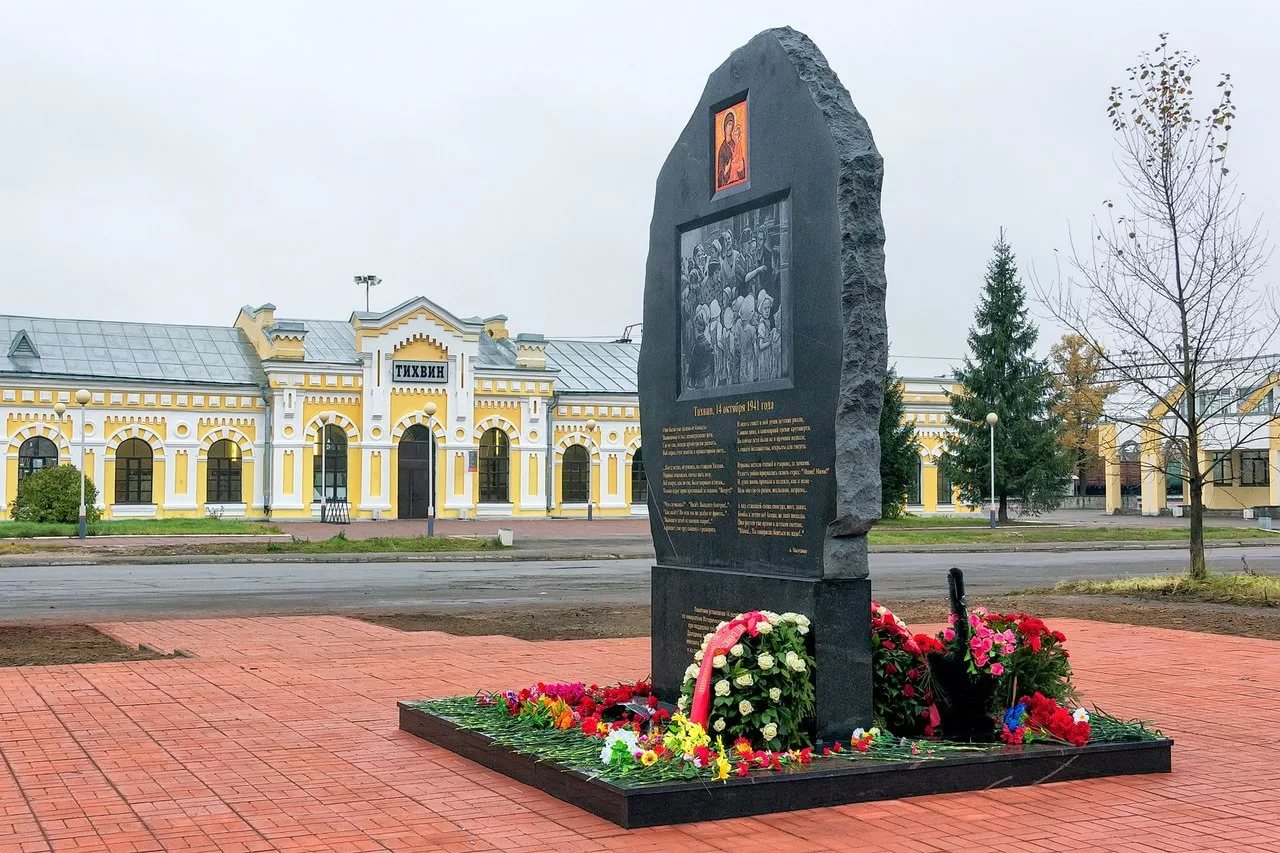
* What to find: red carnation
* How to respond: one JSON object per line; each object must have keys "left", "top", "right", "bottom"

{"left": 903, "top": 684, "right": 916, "bottom": 698}
{"left": 737, "top": 762, "right": 750, "bottom": 778}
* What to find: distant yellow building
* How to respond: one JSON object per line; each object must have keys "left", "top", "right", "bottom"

{"left": 1, "top": 297, "right": 645, "bottom": 521}
{"left": 33, "top": 298, "right": 1260, "bottom": 522}
{"left": 898, "top": 374, "right": 977, "bottom": 514}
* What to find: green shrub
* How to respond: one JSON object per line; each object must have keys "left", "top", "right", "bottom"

{"left": 10, "top": 465, "right": 101, "bottom": 524}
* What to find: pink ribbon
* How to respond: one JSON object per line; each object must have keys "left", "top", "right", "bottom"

{"left": 689, "top": 610, "right": 767, "bottom": 727}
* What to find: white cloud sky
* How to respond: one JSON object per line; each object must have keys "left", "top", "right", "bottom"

{"left": 2, "top": 1, "right": 1276, "bottom": 372}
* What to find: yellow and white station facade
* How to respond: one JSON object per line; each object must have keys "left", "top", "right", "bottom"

{"left": 1, "top": 298, "right": 646, "bottom": 520}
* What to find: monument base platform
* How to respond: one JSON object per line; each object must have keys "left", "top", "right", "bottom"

{"left": 399, "top": 703, "right": 1173, "bottom": 829}
{"left": 651, "top": 564, "right": 873, "bottom": 744}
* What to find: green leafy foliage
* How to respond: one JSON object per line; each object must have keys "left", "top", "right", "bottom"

{"left": 880, "top": 366, "right": 921, "bottom": 519}
{"left": 942, "top": 232, "right": 1071, "bottom": 519}
{"left": 10, "top": 465, "right": 100, "bottom": 525}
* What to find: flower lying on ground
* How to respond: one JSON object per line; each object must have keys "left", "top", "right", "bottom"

{"left": 480, "top": 679, "right": 667, "bottom": 737}
{"left": 1000, "top": 693, "right": 1091, "bottom": 746}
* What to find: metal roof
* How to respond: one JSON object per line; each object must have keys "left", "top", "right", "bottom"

{"left": 475, "top": 333, "right": 518, "bottom": 368}
{"left": 0, "top": 314, "right": 266, "bottom": 386}
{"left": 0, "top": 309, "right": 641, "bottom": 394}
{"left": 275, "top": 318, "right": 361, "bottom": 365}
{"left": 474, "top": 335, "right": 638, "bottom": 394}
{"left": 544, "top": 340, "right": 639, "bottom": 394}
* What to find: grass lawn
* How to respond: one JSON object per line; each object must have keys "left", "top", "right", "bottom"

{"left": 868, "top": 526, "right": 1274, "bottom": 546}
{"left": 264, "top": 534, "right": 502, "bottom": 554}
{"left": 0, "top": 518, "right": 283, "bottom": 538}
{"left": 1052, "top": 572, "right": 1280, "bottom": 607}
{"left": 875, "top": 515, "right": 996, "bottom": 528}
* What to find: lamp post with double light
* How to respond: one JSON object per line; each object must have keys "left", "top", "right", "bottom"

{"left": 986, "top": 411, "right": 999, "bottom": 528}
{"left": 354, "top": 275, "right": 381, "bottom": 313}
{"left": 424, "top": 401, "right": 438, "bottom": 537}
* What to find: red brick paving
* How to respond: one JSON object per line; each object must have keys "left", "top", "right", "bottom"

{"left": 0, "top": 617, "right": 1276, "bottom": 851}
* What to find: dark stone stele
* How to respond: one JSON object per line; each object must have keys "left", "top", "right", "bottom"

{"left": 639, "top": 27, "right": 887, "bottom": 743}
{"left": 396, "top": 29, "right": 1175, "bottom": 826}
{"left": 399, "top": 703, "right": 1173, "bottom": 829}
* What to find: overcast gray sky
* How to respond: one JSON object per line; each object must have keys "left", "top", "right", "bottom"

{"left": 3, "top": 1, "right": 1277, "bottom": 371}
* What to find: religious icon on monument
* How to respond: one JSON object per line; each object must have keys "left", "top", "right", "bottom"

{"left": 713, "top": 100, "right": 748, "bottom": 192}
{"left": 678, "top": 197, "right": 791, "bottom": 400}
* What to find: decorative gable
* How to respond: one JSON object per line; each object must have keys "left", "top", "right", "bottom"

{"left": 8, "top": 329, "right": 39, "bottom": 359}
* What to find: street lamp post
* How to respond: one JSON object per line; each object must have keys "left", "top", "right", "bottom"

{"left": 73, "top": 390, "right": 91, "bottom": 538}
{"left": 986, "top": 411, "right": 999, "bottom": 529}
{"left": 585, "top": 418, "right": 597, "bottom": 521}
{"left": 353, "top": 275, "right": 381, "bottom": 313}
{"left": 424, "top": 401, "right": 438, "bottom": 537}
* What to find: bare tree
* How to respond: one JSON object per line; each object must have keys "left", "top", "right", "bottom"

{"left": 1038, "top": 34, "right": 1275, "bottom": 580}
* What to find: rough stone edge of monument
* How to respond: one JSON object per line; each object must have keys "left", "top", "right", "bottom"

{"left": 399, "top": 702, "right": 1172, "bottom": 829}
{"left": 767, "top": 26, "right": 888, "bottom": 580}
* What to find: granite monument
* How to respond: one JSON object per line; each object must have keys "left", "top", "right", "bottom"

{"left": 640, "top": 27, "right": 887, "bottom": 743}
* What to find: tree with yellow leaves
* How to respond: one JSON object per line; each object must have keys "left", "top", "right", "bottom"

{"left": 1049, "top": 334, "right": 1118, "bottom": 494}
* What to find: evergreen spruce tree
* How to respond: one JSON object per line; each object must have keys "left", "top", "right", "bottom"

{"left": 879, "top": 365, "right": 920, "bottom": 519}
{"left": 942, "top": 232, "right": 1070, "bottom": 520}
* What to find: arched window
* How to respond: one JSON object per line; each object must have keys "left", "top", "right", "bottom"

{"left": 207, "top": 439, "right": 243, "bottom": 504}
{"left": 908, "top": 457, "right": 922, "bottom": 505}
{"left": 18, "top": 436, "right": 58, "bottom": 482}
{"left": 630, "top": 448, "right": 648, "bottom": 504}
{"left": 115, "top": 438, "right": 154, "bottom": 504}
{"left": 478, "top": 428, "right": 510, "bottom": 503}
{"left": 563, "top": 445, "right": 591, "bottom": 503}
{"left": 313, "top": 424, "right": 348, "bottom": 502}
{"left": 936, "top": 465, "right": 953, "bottom": 506}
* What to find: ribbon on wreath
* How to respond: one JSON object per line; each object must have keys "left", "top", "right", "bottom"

{"left": 689, "top": 610, "right": 769, "bottom": 727}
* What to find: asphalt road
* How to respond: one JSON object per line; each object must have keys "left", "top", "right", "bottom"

{"left": 1, "top": 547, "right": 1275, "bottom": 623}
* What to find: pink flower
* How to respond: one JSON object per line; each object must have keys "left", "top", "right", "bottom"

{"left": 990, "top": 663, "right": 1005, "bottom": 676}
{"left": 943, "top": 628, "right": 956, "bottom": 641}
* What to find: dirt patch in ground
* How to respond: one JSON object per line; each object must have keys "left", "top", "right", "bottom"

{"left": 0, "top": 625, "right": 172, "bottom": 667}
{"left": 365, "top": 605, "right": 653, "bottom": 641}
{"left": 361, "top": 595, "right": 1280, "bottom": 643}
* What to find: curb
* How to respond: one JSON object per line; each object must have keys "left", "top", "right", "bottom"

{"left": 1, "top": 539, "right": 1277, "bottom": 567}
{"left": 868, "top": 539, "right": 1280, "bottom": 554}
{"left": 0, "top": 548, "right": 657, "bottom": 568}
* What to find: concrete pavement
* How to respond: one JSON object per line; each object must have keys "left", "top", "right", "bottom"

{"left": 1, "top": 546, "right": 1273, "bottom": 623}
